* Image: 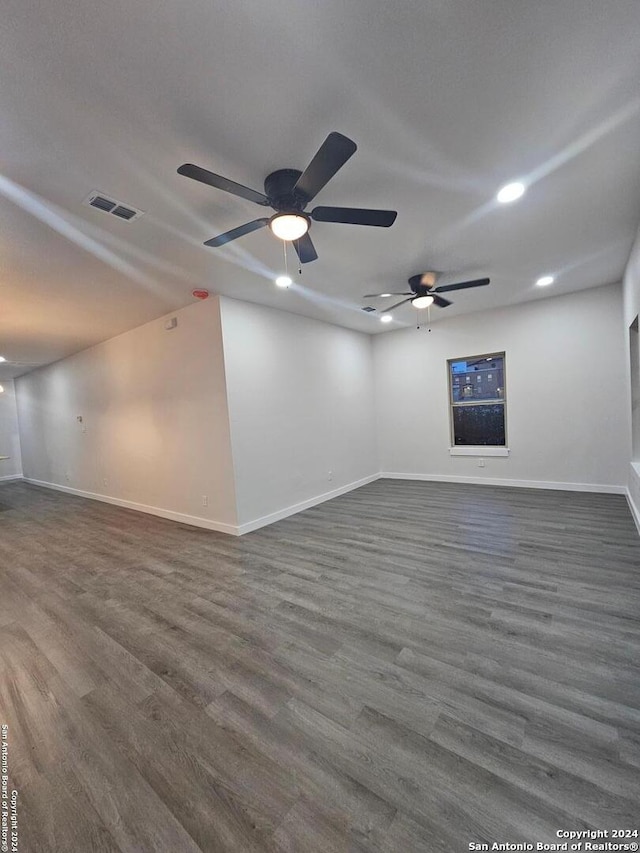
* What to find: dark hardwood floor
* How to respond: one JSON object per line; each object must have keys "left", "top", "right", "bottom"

{"left": 0, "top": 479, "right": 639, "bottom": 852}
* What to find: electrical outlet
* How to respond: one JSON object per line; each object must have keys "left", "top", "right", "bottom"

{"left": 65, "top": 472, "right": 71, "bottom": 482}
{"left": 478, "top": 458, "right": 485, "bottom": 468}
{"left": 328, "top": 470, "right": 333, "bottom": 481}
{"left": 103, "top": 478, "right": 108, "bottom": 487}
{"left": 202, "top": 495, "right": 208, "bottom": 507}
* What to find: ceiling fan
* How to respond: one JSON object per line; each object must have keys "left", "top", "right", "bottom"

{"left": 178, "top": 132, "right": 397, "bottom": 264}
{"left": 365, "top": 271, "right": 490, "bottom": 312}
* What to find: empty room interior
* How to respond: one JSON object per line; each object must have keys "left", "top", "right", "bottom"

{"left": 1, "top": 2, "right": 640, "bottom": 851}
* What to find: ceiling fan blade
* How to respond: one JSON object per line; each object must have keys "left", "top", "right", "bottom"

{"left": 204, "top": 218, "right": 269, "bottom": 247}
{"left": 432, "top": 294, "right": 452, "bottom": 308}
{"left": 363, "top": 292, "right": 412, "bottom": 298}
{"left": 434, "top": 277, "right": 490, "bottom": 294}
{"left": 178, "top": 164, "right": 269, "bottom": 206}
{"left": 293, "top": 232, "right": 318, "bottom": 264}
{"left": 311, "top": 206, "right": 397, "bottom": 227}
{"left": 293, "top": 132, "right": 357, "bottom": 202}
{"left": 385, "top": 298, "right": 413, "bottom": 312}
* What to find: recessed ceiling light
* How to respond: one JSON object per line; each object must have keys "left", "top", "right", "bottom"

{"left": 275, "top": 275, "right": 292, "bottom": 288}
{"left": 269, "top": 213, "right": 309, "bottom": 241}
{"left": 0, "top": 356, "right": 5, "bottom": 362}
{"left": 379, "top": 293, "right": 392, "bottom": 298}
{"left": 380, "top": 314, "right": 393, "bottom": 323}
{"left": 536, "top": 275, "right": 554, "bottom": 287}
{"left": 0, "top": 385, "right": 4, "bottom": 393}
{"left": 496, "top": 182, "right": 525, "bottom": 203}
{"left": 412, "top": 295, "right": 435, "bottom": 309}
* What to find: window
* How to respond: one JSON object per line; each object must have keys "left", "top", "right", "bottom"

{"left": 448, "top": 352, "right": 506, "bottom": 447}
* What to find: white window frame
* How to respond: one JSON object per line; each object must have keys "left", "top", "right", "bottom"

{"left": 447, "top": 351, "right": 508, "bottom": 455}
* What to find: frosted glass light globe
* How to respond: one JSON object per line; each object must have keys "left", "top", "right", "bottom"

{"left": 412, "top": 295, "right": 435, "bottom": 309}
{"left": 269, "top": 214, "right": 309, "bottom": 241}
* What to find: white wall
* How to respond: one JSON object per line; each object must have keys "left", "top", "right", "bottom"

{"left": 13, "top": 294, "right": 379, "bottom": 534}
{"left": 219, "top": 297, "right": 378, "bottom": 530}
{"left": 0, "top": 380, "right": 23, "bottom": 480}
{"left": 15, "top": 297, "right": 238, "bottom": 532}
{"left": 13, "top": 282, "right": 633, "bottom": 535}
{"left": 374, "top": 283, "right": 628, "bottom": 491}
{"left": 622, "top": 224, "right": 640, "bottom": 527}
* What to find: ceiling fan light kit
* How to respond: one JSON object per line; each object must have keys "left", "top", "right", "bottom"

{"left": 269, "top": 212, "right": 309, "bottom": 241}
{"left": 178, "top": 132, "right": 397, "bottom": 264}
{"left": 412, "top": 295, "right": 434, "bottom": 309}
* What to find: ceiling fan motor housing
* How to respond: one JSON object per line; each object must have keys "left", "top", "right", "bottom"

{"left": 264, "top": 169, "right": 307, "bottom": 211}
{"left": 409, "top": 273, "right": 438, "bottom": 293}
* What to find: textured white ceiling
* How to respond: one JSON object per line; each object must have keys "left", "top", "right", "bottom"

{"left": 1, "top": 0, "right": 640, "bottom": 378}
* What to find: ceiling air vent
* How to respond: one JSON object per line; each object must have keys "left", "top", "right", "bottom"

{"left": 111, "top": 205, "right": 138, "bottom": 220}
{"left": 89, "top": 195, "right": 116, "bottom": 213}
{"left": 83, "top": 191, "right": 144, "bottom": 222}
{"left": 361, "top": 306, "right": 376, "bottom": 312}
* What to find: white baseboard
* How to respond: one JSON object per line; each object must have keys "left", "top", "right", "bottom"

{"left": 626, "top": 488, "right": 640, "bottom": 536}
{"left": 23, "top": 474, "right": 381, "bottom": 537}
{"left": 379, "top": 472, "right": 626, "bottom": 494}
{"left": 22, "top": 478, "right": 239, "bottom": 536}
{"left": 0, "top": 474, "right": 22, "bottom": 482}
{"left": 627, "top": 462, "right": 640, "bottom": 536}
{"left": 22, "top": 473, "right": 634, "bottom": 538}
{"left": 237, "top": 474, "right": 380, "bottom": 535}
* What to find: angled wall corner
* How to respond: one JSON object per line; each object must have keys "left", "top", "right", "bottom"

{"left": 11, "top": 293, "right": 381, "bottom": 536}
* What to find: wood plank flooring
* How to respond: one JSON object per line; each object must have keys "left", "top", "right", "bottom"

{"left": 0, "top": 479, "right": 639, "bottom": 851}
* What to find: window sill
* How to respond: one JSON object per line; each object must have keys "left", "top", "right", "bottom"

{"left": 449, "top": 447, "right": 510, "bottom": 457}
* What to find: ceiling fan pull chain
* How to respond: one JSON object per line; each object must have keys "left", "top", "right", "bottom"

{"left": 283, "top": 240, "right": 288, "bottom": 279}
{"left": 416, "top": 305, "right": 432, "bottom": 331}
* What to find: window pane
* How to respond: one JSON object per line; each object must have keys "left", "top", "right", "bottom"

{"left": 452, "top": 404, "right": 505, "bottom": 445}
{"left": 450, "top": 355, "right": 505, "bottom": 403}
